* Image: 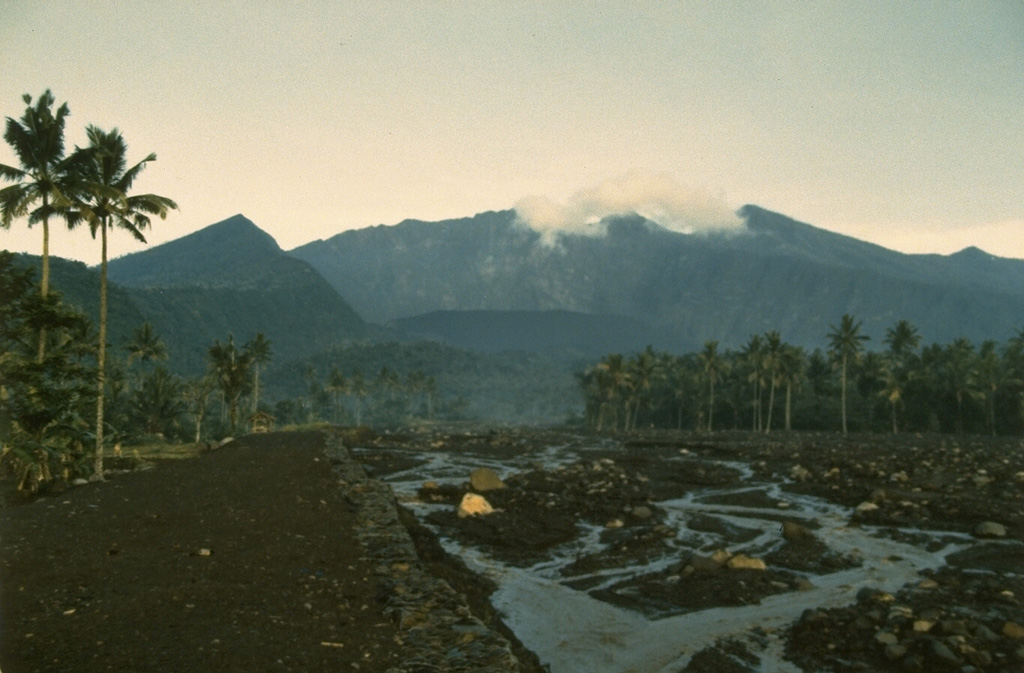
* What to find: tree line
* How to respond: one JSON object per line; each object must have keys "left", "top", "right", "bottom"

{"left": 577, "top": 316, "right": 1024, "bottom": 436}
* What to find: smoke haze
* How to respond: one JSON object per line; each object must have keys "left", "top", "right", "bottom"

{"left": 514, "top": 171, "right": 745, "bottom": 243}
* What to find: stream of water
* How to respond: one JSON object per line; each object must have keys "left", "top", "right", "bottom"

{"left": 361, "top": 443, "right": 973, "bottom": 672}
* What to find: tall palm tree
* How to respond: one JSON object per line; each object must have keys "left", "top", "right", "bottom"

{"left": 74, "top": 126, "right": 176, "bottom": 478}
{"left": 762, "top": 331, "right": 783, "bottom": 433}
{"left": 883, "top": 319, "right": 921, "bottom": 433}
{"left": 698, "top": 341, "right": 725, "bottom": 432}
{"left": 827, "top": 314, "right": 869, "bottom": 434}
{"left": 777, "top": 344, "right": 806, "bottom": 431}
{"left": 595, "top": 353, "right": 630, "bottom": 431}
{"left": 327, "top": 366, "right": 347, "bottom": 423}
{"left": 0, "top": 90, "right": 78, "bottom": 361}
{"left": 244, "top": 332, "right": 272, "bottom": 413}
{"left": 741, "top": 334, "right": 764, "bottom": 431}
{"left": 124, "top": 321, "right": 168, "bottom": 371}
{"left": 625, "top": 347, "right": 659, "bottom": 432}
{"left": 944, "top": 338, "right": 979, "bottom": 435}
{"left": 208, "top": 334, "right": 254, "bottom": 435}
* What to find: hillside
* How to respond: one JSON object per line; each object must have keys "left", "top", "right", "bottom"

{"left": 290, "top": 207, "right": 1024, "bottom": 351}
{"left": 390, "top": 310, "right": 676, "bottom": 355}
{"left": 105, "top": 215, "right": 370, "bottom": 374}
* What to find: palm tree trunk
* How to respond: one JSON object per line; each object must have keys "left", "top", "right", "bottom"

{"left": 891, "top": 400, "right": 898, "bottom": 435}
{"left": 708, "top": 378, "right": 715, "bottom": 432}
{"left": 765, "top": 379, "right": 776, "bottom": 433}
{"left": 784, "top": 383, "right": 793, "bottom": 431}
{"left": 94, "top": 221, "right": 108, "bottom": 480}
{"left": 840, "top": 355, "right": 848, "bottom": 434}
{"left": 37, "top": 215, "right": 50, "bottom": 363}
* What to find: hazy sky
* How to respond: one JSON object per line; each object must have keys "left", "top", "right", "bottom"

{"left": 2, "top": 2, "right": 1022, "bottom": 265}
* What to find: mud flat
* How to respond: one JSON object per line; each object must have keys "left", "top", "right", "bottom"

{"left": 355, "top": 429, "right": 1024, "bottom": 673}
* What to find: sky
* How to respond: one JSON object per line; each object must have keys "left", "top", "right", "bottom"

{"left": 1, "top": 2, "right": 1022, "bottom": 265}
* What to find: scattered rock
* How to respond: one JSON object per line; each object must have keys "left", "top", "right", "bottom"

{"left": 973, "top": 521, "right": 1006, "bottom": 538}
{"left": 1004, "top": 621, "right": 1024, "bottom": 639}
{"left": 457, "top": 493, "right": 496, "bottom": 518}
{"left": 726, "top": 554, "right": 766, "bottom": 571}
{"left": 469, "top": 467, "right": 505, "bottom": 492}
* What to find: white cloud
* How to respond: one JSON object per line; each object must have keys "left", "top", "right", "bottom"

{"left": 514, "top": 170, "right": 744, "bottom": 244}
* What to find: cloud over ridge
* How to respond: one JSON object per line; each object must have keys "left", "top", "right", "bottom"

{"left": 514, "top": 170, "right": 744, "bottom": 243}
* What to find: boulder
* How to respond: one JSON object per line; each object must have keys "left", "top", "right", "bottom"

{"left": 782, "top": 521, "right": 815, "bottom": 542}
{"left": 727, "top": 554, "right": 767, "bottom": 571}
{"left": 457, "top": 493, "right": 496, "bottom": 518}
{"left": 631, "top": 505, "right": 653, "bottom": 520}
{"left": 469, "top": 467, "right": 505, "bottom": 492}
{"left": 973, "top": 521, "right": 1006, "bottom": 538}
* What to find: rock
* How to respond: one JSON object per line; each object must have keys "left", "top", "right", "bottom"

{"left": 71, "top": 478, "right": 89, "bottom": 486}
{"left": 790, "top": 464, "right": 811, "bottom": 481}
{"left": 929, "top": 639, "right": 959, "bottom": 665}
{"left": 1003, "top": 621, "right": 1024, "bottom": 639}
{"left": 856, "top": 501, "right": 879, "bottom": 513}
{"left": 422, "top": 480, "right": 439, "bottom": 490}
{"left": 469, "top": 467, "right": 505, "bottom": 492}
{"left": 727, "top": 554, "right": 766, "bottom": 571}
{"left": 631, "top": 505, "right": 653, "bottom": 520}
{"left": 605, "top": 519, "right": 624, "bottom": 529}
{"left": 710, "top": 549, "right": 732, "bottom": 566}
{"left": 782, "top": 521, "right": 814, "bottom": 542}
{"left": 912, "top": 620, "right": 934, "bottom": 633}
{"left": 884, "top": 643, "right": 907, "bottom": 660}
{"left": 689, "top": 555, "right": 724, "bottom": 574}
{"left": 218, "top": 437, "right": 234, "bottom": 448}
{"left": 874, "top": 631, "right": 899, "bottom": 645}
{"left": 457, "top": 493, "right": 495, "bottom": 518}
{"left": 973, "top": 521, "right": 1006, "bottom": 538}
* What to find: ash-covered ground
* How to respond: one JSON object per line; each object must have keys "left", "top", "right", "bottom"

{"left": 356, "top": 429, "right": 1024, "bottom": 673}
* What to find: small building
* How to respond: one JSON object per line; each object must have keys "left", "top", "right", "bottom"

{"left": 248, "top": 411, "right": 276, "bottom": 434}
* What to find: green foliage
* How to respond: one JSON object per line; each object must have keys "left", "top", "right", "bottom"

{"left": 578, "top": 319, "right": 1024, "bottom": 436}
{"left": 0, "top": 252, "right": 96, "bottom": 491}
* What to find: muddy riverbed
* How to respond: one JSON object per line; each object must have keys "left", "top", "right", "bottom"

{"left": 354, "top": 429, "right": 1024, "bottom": 673}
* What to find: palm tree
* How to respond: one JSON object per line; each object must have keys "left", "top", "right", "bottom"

{"left": 124, "top": 321, "right": 168, "bottom": 373}
{"left": 777, "top": 344, "right": 806, "bottom": 431}
{"left": 944, "top": 338, "right": 979, "bottom": 435}
{"left": 74, "top": 126, "right": 176, "bottom": 478}
{"left": 974, "top": 341, "right": 1010, "bottom": 435}
{"left": 595, "top": 353, "right": 630, "bottom": 431}
{"left": 326, "top": 366, "right": 347, "bottom": 423}
{"left": 827, "top": 314, "right": 869, "bottom": 434}
{"left": 208, "top": 334, "right": 253, "bottom": 435}
{"left": 625, "top": 347, "right": 658, "bottom": 431}
{"left": 0, "top": 90, "right": 78, "bottom": 361}
{"left": 244, "top": 332, "right": 272, "bottom": 413}
{"left": 740, "top": 334, "right": 764, "bottom": 431}
{"left": 883, "top": 319, "right": 921, "bottom": 433}
{"left": 348, "top": 369, "right": 368, "bottom": 425}
{"left": 762, "top": 331, "right": 783, "bottom": 433}
{"left": 698, "top": 341, "right": 725, "bottom": 432}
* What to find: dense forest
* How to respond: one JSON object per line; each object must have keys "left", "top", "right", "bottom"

{"left": 577, "top": 318, "right": 1024, "bottom": 436}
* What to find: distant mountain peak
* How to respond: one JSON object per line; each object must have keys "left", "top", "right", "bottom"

{"left": 107, "top": 214, "right": 284, "bottom": 288}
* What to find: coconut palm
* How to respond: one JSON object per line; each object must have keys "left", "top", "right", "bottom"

{"left": 326, "top": 365, "right": 347, "bottom": 423}
{"left": 244, "top": 332, "right": 272, "bottom": 413}
{"left": 208, "top": 334, "right": 253, "bottom": 435}
{"left": 882, "top": 319, "right": 921, "bottom": 433}
{"left": 740, "top": 334, "right": 765, "bottom": 431}
{"left": 777, "top": 344, "right": 806, "bottom": 431}
{"left": 762, "top": 331, "right": 783, "bottom": 433}
{"left": 827, "top": 314, "right": 869, "bottom": 434}
{"left": 0, "top": 90, "right": 79, "bottom": 360}
{"left": 73, "top": 126, "right": 176, "bottom": 478}
{"left": 943, "top": 338, "right": 980, "bottom": 435}
{"left": 697, "top": 341, "right": 726, "bottom": 432}
{"left": 124, "top": 321, "right": 168, "bottom": 371}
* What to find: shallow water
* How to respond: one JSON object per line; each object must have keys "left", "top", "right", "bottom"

{"left": 363, "top": 443, "right": 975, "bottom": 672}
